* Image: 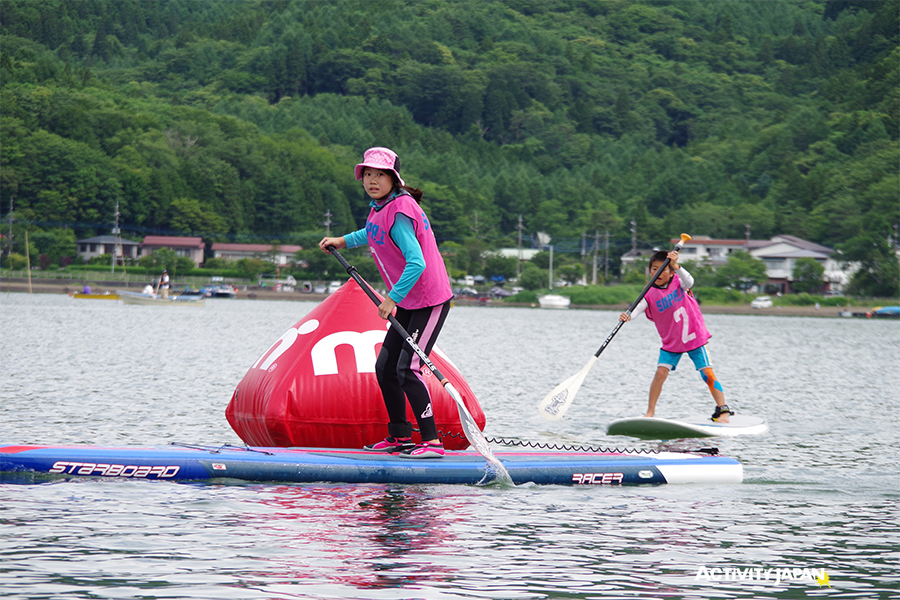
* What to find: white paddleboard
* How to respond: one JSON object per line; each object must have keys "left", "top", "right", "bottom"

{"left": 607, "top": 414, "right": 768, "bottom": 440}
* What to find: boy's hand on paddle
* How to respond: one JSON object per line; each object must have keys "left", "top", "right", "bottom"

{"left": 619, "top": 312, "right": 631, "bottom": 322}
{"left": 667, "top": 250, "right": 679, "bottom": 268}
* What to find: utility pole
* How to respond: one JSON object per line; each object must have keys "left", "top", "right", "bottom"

{"left": 592, "top": 230, "right": 599, "bottom": 285}
{"left": 111, "top": 201, "right": 120, "bottom": 273}
{"left": 581, "top": 230, "right": 586, "bottom": 285}
{"left": 7, "top": 198, "right": 12, "bottom": 257}
{"left": 745, "top": 223, "right": 751, "bottom": 244}
{"left": 604, "top": 230, "right": 610, "bottom": 283}
{"left": 631, "top": 219, "right": 637, "bottom": 253}
{"left": 516, "top": 214, "right": 523, "bottom": 277}
{"left": 324, "top": 210, "right": 333, "bottom": 236}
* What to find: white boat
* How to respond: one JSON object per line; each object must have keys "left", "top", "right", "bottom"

{"left": 538, "top": 245, "right": 571, "bottom": 309}
{"left": 117, "top": 290, "right": 205, "bottom": 306}
{"left": 538, "top": 294, "right": 571, "bottom": 309}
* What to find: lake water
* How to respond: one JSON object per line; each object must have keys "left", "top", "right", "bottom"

{"left": 1, "top": 292, "right": 898, "bottom": 599}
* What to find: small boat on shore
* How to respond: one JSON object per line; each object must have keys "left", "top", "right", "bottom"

{"left": 117, "top": 290, "right": 205, "bottom": 306}
{"left": 538, "top": 294, "right": 571, "bottom": 309}
{"left": 538, "top": 245, "right": 571, "bottom": 309}
{"left": 202, "top": 284, "right": 237, "bottom": 299}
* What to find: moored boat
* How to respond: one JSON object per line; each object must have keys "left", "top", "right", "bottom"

{"left": 203, "top": 284, "right": 237, "bottom": 298}
{"left": 538, "top": 294, "right": 571, "bottom": 309}
{"left": 117, "top": 290, "right": 205, "bottom": 306}
{"left": 71, "top": 291, "right": 120, "bottom": 300}
{"left": 538, "top": 245, "right": 571, "bottom": 309}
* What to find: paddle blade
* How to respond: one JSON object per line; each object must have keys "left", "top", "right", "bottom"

{"left": 445, "top": 382, "right": 512, "bottom": 484}
{"left": 538, "top": 356, "right": 598, "bottom": 421}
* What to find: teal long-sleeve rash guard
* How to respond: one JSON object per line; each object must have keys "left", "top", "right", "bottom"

{"left": 343, "top": 213, "right": 424, "bottom": 304}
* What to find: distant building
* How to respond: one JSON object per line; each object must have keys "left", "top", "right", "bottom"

{"left": 76, "top": 236, "right": 141, "bottom": 263}
{"left": 675, "top": 236, "right": 747, "bottom": 265}
{"left": 745, "top": 235, "right": 852, "bottom": 294}
{"left": 619, "top": 246, "right": 663, "bottom": 272}
{"left": 661, "top": 234, "right": 856, "bottom": 294}
{"left": 210, "top": 243, "right": 303, "bottom": 266}
{"left": 493, "top": 248, "right": 542, "bottom": 261}
{"left": 140, "top": 236, "right": 205, "bottom": 267}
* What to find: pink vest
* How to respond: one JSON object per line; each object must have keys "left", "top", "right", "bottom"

{"left": 644, "top": 272, "right": 711, "bottom": 353}
{"left": 366, "top": 193, "right": 453, "bottom": 310}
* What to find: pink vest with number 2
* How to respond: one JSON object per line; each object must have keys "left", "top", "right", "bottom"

{"left": 643, "top": 272, "right": 711, "bottom": 353}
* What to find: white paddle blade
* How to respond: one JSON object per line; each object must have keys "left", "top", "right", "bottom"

{"left": 445, "top": 382, "right": 512, "bottom": 484}
{"left": 538, "top": 356, "right": 598, "bottom": 421}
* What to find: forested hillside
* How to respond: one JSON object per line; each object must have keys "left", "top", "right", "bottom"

{"left": 1, "top": 0, "right": 897, "bottom": 291}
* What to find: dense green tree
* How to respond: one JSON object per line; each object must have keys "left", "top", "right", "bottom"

{"left": 517, "top": 263, "right": 548, "bottom": 291}
{"left": 234, "top": 257, "right": 270, "bottom": 281}
{"left": 791, "top": 257, "right": 826, "bottom": 293}
{"left": 0, "top": 0, "right": 895, "bottom": 297}
{"left": 716, "top": 250, "right": 769, "bottom": 291}
{"left": 840, "top": 234, "right": 900, "bottom": 297}
{"left": 483, "top": 253, "right": 517, "bottom": 281}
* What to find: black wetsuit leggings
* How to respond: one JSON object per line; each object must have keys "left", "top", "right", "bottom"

{"left": 375, "top": 301, "right": 451, "bottom": 442}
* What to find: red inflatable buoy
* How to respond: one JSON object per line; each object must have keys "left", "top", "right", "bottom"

{"left": 225, "top": 280, "right": 485, "bottom": 450}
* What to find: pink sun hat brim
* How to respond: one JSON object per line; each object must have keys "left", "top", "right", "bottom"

{"left": 354, "top": 147, "right": 405, "bottom": 187}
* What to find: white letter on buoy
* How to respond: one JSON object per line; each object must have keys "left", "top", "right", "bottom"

{"left": 311, "top": 330, "right": 386, "bottom": 375}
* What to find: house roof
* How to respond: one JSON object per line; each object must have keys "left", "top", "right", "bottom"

{"left": 671, "top": 238, "right": 747, "bottom": 246}
{"left": 758, "top": 249, "right": 830, "bottom": 260}
{"left": 750, "top": 235, "right": 833, "bottom": 254}
{"left": 141, "top": 236, "right": 204, "bottom": 248}
{"left": 77, "top": 235, "right": 139, "bottom": 245}
{"left": 211, "top": 243, "right": 303, "bottom": 253}
{"left": 620, "top": 248, "right": 660, "bottom": 259}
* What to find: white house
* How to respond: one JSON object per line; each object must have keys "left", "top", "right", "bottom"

{"left": 676, "top": 236, "right": 748, "bottom": 265}
{"left": 658, "top": 234, "right": 855, "bottom": 293}
{"left": 210, "top": 243, "right": 303, "bottom": 266}
{"left": 76, "top": 235, "right": 141, "bottom": 263}
{"left": 493, "top": 248, "right": 542, "bottom": 262}
{"left": 745, "top": 235, "right": 853, "bottom": 294}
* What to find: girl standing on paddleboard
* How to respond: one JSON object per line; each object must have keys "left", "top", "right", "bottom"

{"left": 619, "top": 250, "right": 733, "bottom": 423}
{"left": 319, "top": 147, "right": 453, "bottom": 458}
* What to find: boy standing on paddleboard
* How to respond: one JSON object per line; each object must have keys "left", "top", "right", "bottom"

{"left": 619, "top": 250, "right": 732, "bottom": 423}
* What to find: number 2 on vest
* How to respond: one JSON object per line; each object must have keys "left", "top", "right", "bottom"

{"left": 673, "top": 307, "right": 696, "bottom": 344}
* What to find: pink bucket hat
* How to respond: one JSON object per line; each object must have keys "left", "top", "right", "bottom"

{"left": 354, "top": 147, "right": 405, "bottom": 187}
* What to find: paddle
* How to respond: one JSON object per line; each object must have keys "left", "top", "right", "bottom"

{"left": 538, "top": 233, "right": 692, "bottom": 421}
{"left": 326, "top": 246, "right": 512, "bottom": 483}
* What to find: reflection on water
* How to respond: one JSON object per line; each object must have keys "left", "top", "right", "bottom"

{"left": 243, "top": 484, "right": 463, "bottom": 591}
{"left": 1, "top": 294, "right": 899, "bottom": 599}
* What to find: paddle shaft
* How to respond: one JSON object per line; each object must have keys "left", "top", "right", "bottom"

{"left": 592, "top": 234, "right": 690, "bottom": 359}
{"left": 326, "top": 246, "right": 511, "bottom": 481}
{"left": 327, "top": 247, "right": 452, "bottom": 384}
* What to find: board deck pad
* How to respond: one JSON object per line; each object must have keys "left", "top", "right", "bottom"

{"left": 0, "top": 443, "right": 743, "bottom": 486}
{"left": 607, "top": 415, "right": 769, "bottom": 440}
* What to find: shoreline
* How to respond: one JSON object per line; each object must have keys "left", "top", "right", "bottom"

{"left": 2, "top": 278, "right": 881, "bottom": 318}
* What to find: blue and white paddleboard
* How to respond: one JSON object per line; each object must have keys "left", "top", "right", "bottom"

{"left": 0, "top": 443, "right": 743, "bottom": 486}
{"left": 607, "top": 415, "right": 769, "bottom": 440}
